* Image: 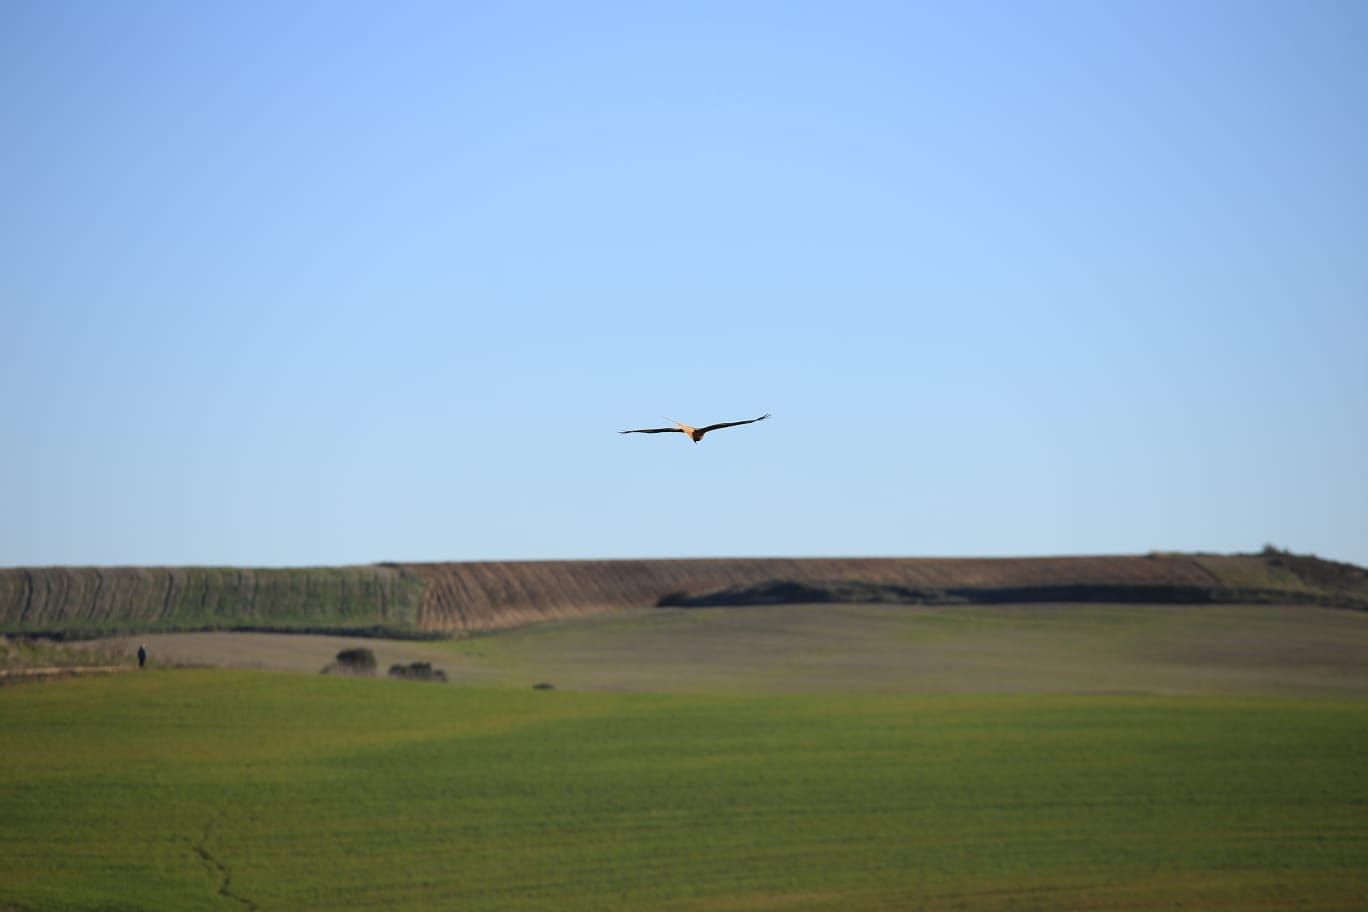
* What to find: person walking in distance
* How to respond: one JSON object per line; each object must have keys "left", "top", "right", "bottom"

{"left": 137, "top": 644, "right": 147, "bottom": 669}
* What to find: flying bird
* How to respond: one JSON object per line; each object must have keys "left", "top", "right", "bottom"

{"left": 620, "top": 413, "right": 771, "bottom": 443}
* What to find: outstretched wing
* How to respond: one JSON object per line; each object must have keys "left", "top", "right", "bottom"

{"left": 697, "top": 413, "right": 771, "bottom": 434}
{"left": 619, "top": 426, "right": 686, "bottom": 435}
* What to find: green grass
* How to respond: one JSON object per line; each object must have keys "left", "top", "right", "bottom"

{"left": 4, "top": 670, "right": 1367, "bottom": 910}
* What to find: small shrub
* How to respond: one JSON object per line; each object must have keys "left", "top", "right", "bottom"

{"left": 321, "top": 646, "right": 378, "bottom": 676}
{"left": 336, "top": 647, "right": 377, "bottom": 670}
{"left": 387, "top": 662, "right": 448, "bottom": 683}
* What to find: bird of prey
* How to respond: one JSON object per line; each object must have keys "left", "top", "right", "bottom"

{"left": 620, "top": 413, "right": 771, "bottom": 443}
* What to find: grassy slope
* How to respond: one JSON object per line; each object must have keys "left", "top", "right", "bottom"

{"left": 3, "top": 670, "right": 1367, "bottom": 911}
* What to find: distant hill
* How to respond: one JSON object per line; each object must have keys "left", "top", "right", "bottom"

{"left": 2, "top": 550, "right": 1364, "bottom": 639}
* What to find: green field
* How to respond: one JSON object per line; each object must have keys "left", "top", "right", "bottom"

{"left": 4, "top": 669, "right": 1367, "bottom": 911}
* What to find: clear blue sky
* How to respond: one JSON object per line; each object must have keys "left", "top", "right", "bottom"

{"left": 4, "top": 1, "right": 1366, "bottom": 568}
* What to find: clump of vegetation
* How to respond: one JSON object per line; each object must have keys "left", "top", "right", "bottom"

{"left": 321, "top": 647, "right": 378, "bottom": 676}
{"left": 0, "top": 635, "right": 130, "bottom": 672}
{"left": 388, "top": 661, "right": 448, "bottom": 683}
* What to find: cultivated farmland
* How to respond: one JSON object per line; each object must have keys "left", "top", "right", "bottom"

{"left": 5, "top": 552, "right": 1368, "bottom": 910}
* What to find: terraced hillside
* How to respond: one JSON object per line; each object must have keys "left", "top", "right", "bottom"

{"left": 2, "top": 551, "right": 1365, "bottom": 638}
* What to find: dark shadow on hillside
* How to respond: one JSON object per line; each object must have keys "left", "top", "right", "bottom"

{"left": 658, "top": 580, "right": 961, "bottom": 608}
{"left": 660, "top": 566, "right": 1368, "bottom": 611}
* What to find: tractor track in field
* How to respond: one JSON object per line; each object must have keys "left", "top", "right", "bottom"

{"left": 192, "top": 821, "right": 258, "bottom": 911}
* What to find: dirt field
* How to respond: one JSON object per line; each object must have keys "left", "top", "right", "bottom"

{"left": 90, "top": 600, "right": 1368, "bottom": 695}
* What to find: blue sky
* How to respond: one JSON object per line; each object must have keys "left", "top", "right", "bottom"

{"left": 4, "top": 1, "right": 1366, "bottom": 568}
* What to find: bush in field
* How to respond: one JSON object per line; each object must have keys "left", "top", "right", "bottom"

{"left": 321, "top": 647, "right": 377, "bottom": 676}
{"left": 388, "top": 661, "right": 448, "bottom": 683}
